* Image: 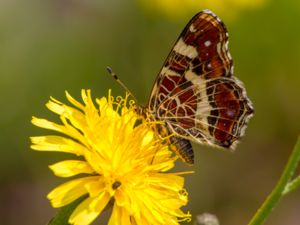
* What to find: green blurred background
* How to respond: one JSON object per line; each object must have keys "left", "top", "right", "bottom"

{"left": 1, "top": 0, "right": 300, "bottom": 224}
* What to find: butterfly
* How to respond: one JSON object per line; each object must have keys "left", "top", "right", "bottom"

{"left": 109, "top": 10, "right": 254, "bottom": 165}
{"left": 144, "top": 9, "right": 254, "bottom": 164}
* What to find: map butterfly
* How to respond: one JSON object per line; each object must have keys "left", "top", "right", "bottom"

{"left": 110, "top": 10, "right": 254, "bottom": 164}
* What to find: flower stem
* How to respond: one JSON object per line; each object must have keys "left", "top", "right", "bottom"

{"left": 247, "top": 136, "right": 300, "bottom": 225}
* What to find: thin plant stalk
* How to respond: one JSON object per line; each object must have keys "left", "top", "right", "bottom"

{"left": 247, "top": 136, "right": 300, "bottom": 225}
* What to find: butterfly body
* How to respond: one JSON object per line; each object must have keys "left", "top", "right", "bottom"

{"left": 143, "top": 10, "right": 254, "bottom": 164}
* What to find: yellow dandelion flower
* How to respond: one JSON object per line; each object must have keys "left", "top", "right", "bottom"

{"left": 30, "top": 89, "right": 191, "bottom": 225}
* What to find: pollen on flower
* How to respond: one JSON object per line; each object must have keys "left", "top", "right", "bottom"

{"left": 30, "top": 89, "right": 191, "bottom": 225}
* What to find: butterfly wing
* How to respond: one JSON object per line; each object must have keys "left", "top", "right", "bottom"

{"left": 148, "top": 10, "right": 254, "bottom": 157}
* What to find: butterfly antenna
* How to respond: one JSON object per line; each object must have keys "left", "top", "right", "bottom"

{"left": 106, "top": 66, "right": 138, "bottom": 103}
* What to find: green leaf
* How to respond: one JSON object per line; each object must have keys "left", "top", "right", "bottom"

{"left": 48, "top": 195, "right": 88, "bottom": 225}
{"left": 283, "top": 175, "right": 300, "bottom": 195}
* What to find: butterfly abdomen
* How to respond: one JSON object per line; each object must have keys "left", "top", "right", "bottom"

{"left": 169, "top": 136, "right": 194, "bottom": 164}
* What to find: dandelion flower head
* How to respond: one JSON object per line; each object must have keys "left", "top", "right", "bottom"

{"left": 30, "top": 89, "right": 191, "bottom": 225}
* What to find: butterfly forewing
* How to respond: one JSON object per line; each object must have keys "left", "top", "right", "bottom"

{"left": 148, "top": 10, "right": 254, "bottom": 163}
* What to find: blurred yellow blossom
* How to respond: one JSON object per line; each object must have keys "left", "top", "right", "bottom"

{"left": 138, "top": 0, "right": 269, "bottom": 21}
{"left": 30, "top": 90, "right": 191, "bottom": 225}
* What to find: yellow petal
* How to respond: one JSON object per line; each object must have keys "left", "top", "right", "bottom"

{"left": 46, "top": 99, "right": 65, "bottom": 115}
{"left": 108, "top": 204, "right": 132, "bottom": 225}
{"left": 30, "top": 135, "right": 87, "bottom": 155}
{"left": 132, "top": 214, "right": 150, "bottom": 225}
{"left": 122, "top": 187, "right": 140, "bottom": 218}
{"left": 81, "top": 90, "right": 96, "bottom": 110}
{"left": 49, "top": 160, "right": 95, "bottom": 177}
{"left": 63, "top": 107, "right": 87, "bottom": 133}
{"left": 147, "top": 157, "right": 175, "bottom": 172}
{"left": 132, "top": 195, "right": 159, "bottom": 225}
{"left": 96, "top": 96, "right": 107, "bottom": 110}
{"left": 31, "top": 116, "right": 89, "bottom": 146}
{"left": 114, "top": 187, "right": 130, "bottom": 207}
{"left": 59, "top": 116, "right": 89, "bottom": 146}
{"left": 65, "top": 91, "right": 85, "bottom": 111}
{"left": 47, "top": 176, "right": 99, "bottom": 207}
{"left": 69, "top": 192, "right": 110, "bottom": 225}
{"left": 138, "top": 195, "right": 165, "bottom": 224}
{"left": 146, "top": 174, "right": 184, "bottom": 191}
{"left": 84, "top": 149, "right": 110, "bottom": 175}
{"left": 46, "top": 99, "right": 87, "bottom": 132}
{"left": 96, "top": 95, "right": 118, "bottom": 118}
{"left": 84, "top": 178, "right": 106, "bottom": 197}
{"left": 31, "top": 117, "right": 65, "bottom": 133}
